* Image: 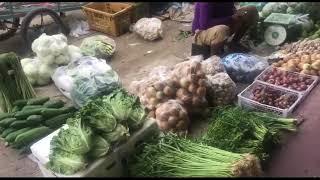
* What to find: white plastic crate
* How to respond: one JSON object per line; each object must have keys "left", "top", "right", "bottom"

{"left": 238, "top": 81, "right": 303, "bottom": 117}
{"left": 31, "top": 118, "right": 158, "bottom": 177}
{"left": 255, "top": 66, "right": 319, "bottom": 98}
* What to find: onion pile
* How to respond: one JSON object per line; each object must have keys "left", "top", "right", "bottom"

{"left": 172, "top": 60, "right": 208, "bottom": 114}
{"left": 250, "top": 85, "right": 298, "bottom": 109}
{"left": 280, "top": 38, "right": 320, "bottom": 55}
{"left": 206, "top": 73, "right": 236, "bottom": 106}
{"left": 155, "top": 100, "right": 189, "bottom": 132}
{"left": 259, "top": 67, "right": 314, "bottom": 92}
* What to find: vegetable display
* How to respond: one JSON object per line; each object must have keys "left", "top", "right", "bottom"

{"left": 22, "top": 33, "right": 83, "bottom": 86}
{"left": 47, "top": 88, "right": 147, "bottom": 175}
{"left": 80, "top": 35, "right": 116, "bottom": 61}
{"left": 250, "top": 84, "right": 298, "bottom": 109}
{"left": 200, "top": 106, "right": 297, "bottom": 161}
{"left": 129, "top": 134, "right": 262, "bottom": 177}
{"left": 258, "top": 67, "right": 315, "bottom": 92}
{"left": 0, "top": 52, "right": 36, "bottom": 113}
{"left": 0, "top": 97, "right": 76, "bottom": 150}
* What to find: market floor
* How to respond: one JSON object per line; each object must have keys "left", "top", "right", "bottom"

{"left": 0, "top": 10, "right": 320, "bottom": 177}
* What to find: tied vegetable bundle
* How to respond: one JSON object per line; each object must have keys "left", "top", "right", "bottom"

{"left": 47, "top": 88, "right": 147, "bottom": 175}
{"left": 129, "top": 134, "right": 262, "bottom": 177}
{"left": 200, "top": 106, "right": 297, "bottom": 161}
{"left": 0, "top": 52, "right": 36, "bottom": 112}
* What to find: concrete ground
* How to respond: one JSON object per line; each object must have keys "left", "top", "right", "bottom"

{"left": 0, "top": 9, "right": 320, "bottom": 177}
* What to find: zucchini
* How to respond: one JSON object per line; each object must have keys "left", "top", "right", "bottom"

{"left": 0, "top": 118, "right": 17, "bottom": 127}
{"left": 13, "top": 99, "right": 28, "bottom": 107}
{"left": 27, "top": 97, "right": 50, "bottom": 105}
{"left": 41, "top": 108, "right": 66, "bottom": 119}
{"left": 45, "top": 113, "right": 74, "bottom": 129}
{"left": 1, "top": 128, "right": 17, "bottom": 138}
{"left": 0, "top": 113, "right": 14, "bottom": 121}
{"left": 43, "top": 99, "right": 65, "bottom": 108}
{"left": 13, "top": 126, "right": 52, "bottom": 148}
{"left": 22, "top": 105, "right": 43, "bottom": 111}
{"left": 5, "top": 127, "right": 32, "bottom": 143}
{"left": 15, "top": 108, "right": 45, "bottom": 120}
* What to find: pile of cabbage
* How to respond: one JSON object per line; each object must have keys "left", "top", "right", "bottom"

{"left": 80, "top": 35, "right": 116, "bottom": 61}
{"left": 47, "top": 88, "right": 147, "bottom": 175}
{"left": 21, "top": 33, "right": 82, "bottom": 86}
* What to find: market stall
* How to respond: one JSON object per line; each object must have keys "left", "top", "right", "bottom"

{"left": 1, "top": 2, "right": 320, "bottom": 177}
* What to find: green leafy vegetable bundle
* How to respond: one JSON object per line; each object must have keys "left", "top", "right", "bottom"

{"left": 0, "top": 52, "right": 36, "bottom": 112}
{"left": 129, "top": 134, "right": 262, "bottom": 177}
{"left": 47, "top": 88, "right": 147, "bottom": 175}
{"left": 200, "top": 106, "right": 297, "bottom": 161}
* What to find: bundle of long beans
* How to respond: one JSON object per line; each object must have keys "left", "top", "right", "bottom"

{"left": 0, "top": 52, "right": 36, "bottom": 112}
{"left": 129, "top": 134, "right": 262, "bottom": 177}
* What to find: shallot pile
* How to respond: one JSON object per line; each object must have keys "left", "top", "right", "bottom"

{"left": 259, "top": 67, "right": 314, "bottom": 91}
{"left": 250, "top": 85, "right": 298, "bottom": 109}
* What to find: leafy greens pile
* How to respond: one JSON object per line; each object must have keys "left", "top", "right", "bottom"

{"left": 200, "top": 106, "right": 297, "bottom": 162}
{"left": 47, "top": 88, "right": 147, "bottom": 175}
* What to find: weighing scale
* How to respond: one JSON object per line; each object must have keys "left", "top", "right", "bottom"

{"left": 263, "top": 13, "right": 302, "bottom": 46}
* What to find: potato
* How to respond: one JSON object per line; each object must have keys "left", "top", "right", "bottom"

{"left": 180, "top": 95, "right": 192, "bottom": 104}
{"left": 146, "top": 87, "right": 157, "bottom": 98}
{"left": 154, "top": 82, "right": 165, "bottom": 91}
{"left": 176, "top": 88, "right": 189, "bottom": 98}
{"left": 168, "top": 116, "right": 179, "bottom": 126}
{"left": 163, "top": 86, "right": 175, "bottom": 97}
{"left": 301, "top": 55, "right": 311, "bottom": 64}
{"left": 188, "top": 83, "right": 198, "bottom": 94}
{"left": 156, "top": 91, "right": 165, "bottom": 100}
{"left": 149, "top": 97, "right": 159, "bottom": 106}
{"left": 196, "top": 87, "right": 206, "bottom": 97}
{"left": 179, "top": 77, "right": 191, "bottom": 88}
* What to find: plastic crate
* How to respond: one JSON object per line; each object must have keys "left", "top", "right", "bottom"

{"left": 238, "top": 81, "right": 303, "bottom": 117}
{"left": 33, "top": 119, "right": 158, "bottom": 177}
{"left": 82, "top": 2, "right": 133, "bottom": 36}
{"left": 255, "top": 66, "right": 319, "bottom": 97}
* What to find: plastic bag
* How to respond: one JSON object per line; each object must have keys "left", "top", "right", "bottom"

{"left": 133, "top": 18, "right": 163, "bottom": 41}
{"left": 129, "top": 66, "right": 175, "bottom": 111}
{"left": 52, "top": 56, "right": 120, "bottom": 108}
{"left": 201, "top": 55, "right": 226, "bottom": 76}
{"left": 222, "top": 53, "right": 269, "bottom": 83}
{"left": 80, "top": 35, "right": 116, "bottom": 61}
{"left": 206, "top": 73, "right": 236, "bottom": 107}
{"left": 155, "top": 99, "right": 189, "bottom": 132}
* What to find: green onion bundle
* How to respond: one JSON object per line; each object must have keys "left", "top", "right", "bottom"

{"left": 0, "top": 52, "right": 36, "bottom": 112}
{"left": 200, "top": 106, "right": 297, "bottom": 161}
{"left": 129, "top": 134, "right": 262, "bottom": 177}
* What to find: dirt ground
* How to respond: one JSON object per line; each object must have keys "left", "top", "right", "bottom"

{"left": 0, "top": 10, "right": 320, "bottom": 177}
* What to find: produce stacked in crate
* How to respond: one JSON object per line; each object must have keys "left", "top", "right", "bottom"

{"left": 130, "top": 56, "right": 236, "bottom": 132}
{"left": 0, "top": 97, "right": 76, "bottom": 151}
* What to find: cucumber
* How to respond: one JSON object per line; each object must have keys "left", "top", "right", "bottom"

{"left": 1, "top": 128, "right": 17, "bottom": 138}
{"left": 10, "top": 121, "right": 29, "bottom": 129}
{"left": 5, "top": 127, "right": 32, "bottom": 143}
{"left": 22, "top": 105, "right": 43, "bottom": 111}
{"left": 0, "top": 118, "right": 17, "bottom": 127}
{"left": 45, "top": 113, "right": 74, "bottom": 129}
{"left": 61, "top": 106, "right": 77, "bottom": 113}
{"left": 26, "top": 115, "right": 43, "bottom": 125}
{"left": 15, "top": 108, "right": 45, "bottom": 120}
{"left": 0, "top": 113, "right": 14, "bottom": 121}
{"left": 13, "top": 99, "right": 28, "bottom": 107}
{"left": 0, "top": 127, "right": 5, "bottom": 133}
{"left": 11, "top": 106, "right": 21, "bottom": 113}
{"left": 27, "top": 97, "right": 50, "bottom": 105}
{"left": 43, "top": 99, "right": 65, "bottom": 108}
{"left": 41, "top": 108, "right": 66, "bottom": 119}
{"left": 13, "top": 126, "right": 52, "bottom": 148}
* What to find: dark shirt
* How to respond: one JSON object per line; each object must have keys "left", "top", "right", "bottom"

{"left": 192, "top": 2, "right": 235, "bottom": 33}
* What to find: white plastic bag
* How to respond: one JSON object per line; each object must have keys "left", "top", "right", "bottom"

{"left": 52, "top": 56, "right": 120, "bottom": 107}
{"left": 133, "top": 18, "right": 163, "bottom": 41}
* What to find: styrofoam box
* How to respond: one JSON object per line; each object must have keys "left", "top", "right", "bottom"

{"left": 30, "top": 118, "right": 158, "bottom": 177}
